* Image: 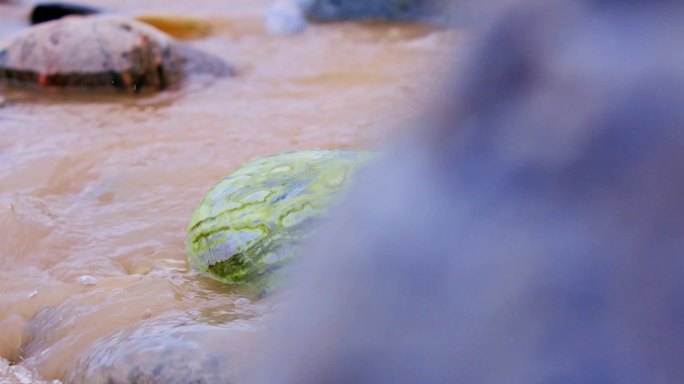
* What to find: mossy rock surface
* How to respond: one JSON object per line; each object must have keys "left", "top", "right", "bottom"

{"left": 187, "top": 149, "right": 371, "bottom": 289}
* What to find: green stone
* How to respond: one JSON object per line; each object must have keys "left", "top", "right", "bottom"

{"left": 186, "top": 149, "right": 371, "bottom": 290}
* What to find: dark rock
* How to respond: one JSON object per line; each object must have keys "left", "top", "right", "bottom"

{"left": 297, "top": 0, "right": 457, "bottom": 23}
{"left": 30, "top": 2, "right": 101, "bottom": 25}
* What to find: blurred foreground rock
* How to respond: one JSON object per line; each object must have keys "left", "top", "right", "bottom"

{"left": 0, "top": 15, "right": 231, "bottom": 92}
{"left": 257, "top": 1, "right": 684, "bottom": 383}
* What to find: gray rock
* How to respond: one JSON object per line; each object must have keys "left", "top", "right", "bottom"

{"left": 296, "top": 0, "right": 456, "bottom": 23}
{"left": 257, "top": 1, "right": 684, "bottom": 383}
{"left": 67, "top": 317, "right": 262, "bottom": 384}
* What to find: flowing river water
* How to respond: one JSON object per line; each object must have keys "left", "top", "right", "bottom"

{"left": 0, "top": 0, "right": 460, "bottom": 382}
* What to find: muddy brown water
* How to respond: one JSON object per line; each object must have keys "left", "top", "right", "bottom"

{"left": 0, "top": 0, "right": 460, "bottom": 382}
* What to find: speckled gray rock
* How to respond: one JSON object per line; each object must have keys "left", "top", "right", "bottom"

{"left": 297, "top": 0, "right": 457, "bottom": 22}
{"left": 0, "top": 15, "right": 231, "bottom": 92}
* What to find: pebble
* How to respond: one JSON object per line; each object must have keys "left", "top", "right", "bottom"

{"left": 77, "top": 275, "right": 98, "bottom": 286}
{"left": 264, "top": 0, "right": 307, "bottom": 35}
{"left": 234, "top": 298, "right": 251, "bottom": 307}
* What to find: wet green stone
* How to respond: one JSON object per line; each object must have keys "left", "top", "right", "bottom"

{"left": 187, "top": 149, "right": 371, "bottom": 290}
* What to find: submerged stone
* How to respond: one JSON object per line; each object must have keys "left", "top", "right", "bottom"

{"left": 66, "top": 318, "right": 261, "bottom": 384}
{"left": 187, "top": 149, "right": 371, "bottom": 290}
{"left": 0, "top": 15, "right": 231, "bottom": 92}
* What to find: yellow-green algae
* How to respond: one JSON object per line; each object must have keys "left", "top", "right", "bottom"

{"left": 187, "top": 149, "right": 371, "bottom": 290}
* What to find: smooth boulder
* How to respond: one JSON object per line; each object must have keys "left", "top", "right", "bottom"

{"left": 0, "top": 15, "right": 230, "bottom": 92}
{"left": 67, "top": 317, "right": 261, "bottom": 384}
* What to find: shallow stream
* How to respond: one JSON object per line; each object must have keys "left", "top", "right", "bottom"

{"left": 0, "top": 1, "right": 458, "bottom": 381}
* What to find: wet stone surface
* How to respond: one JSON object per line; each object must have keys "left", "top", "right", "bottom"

{"left": 66, "top": 316, "right": 263, "bottom": 384}
{"left": 0, "top": 15, "right": 231, "bottom": 92}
